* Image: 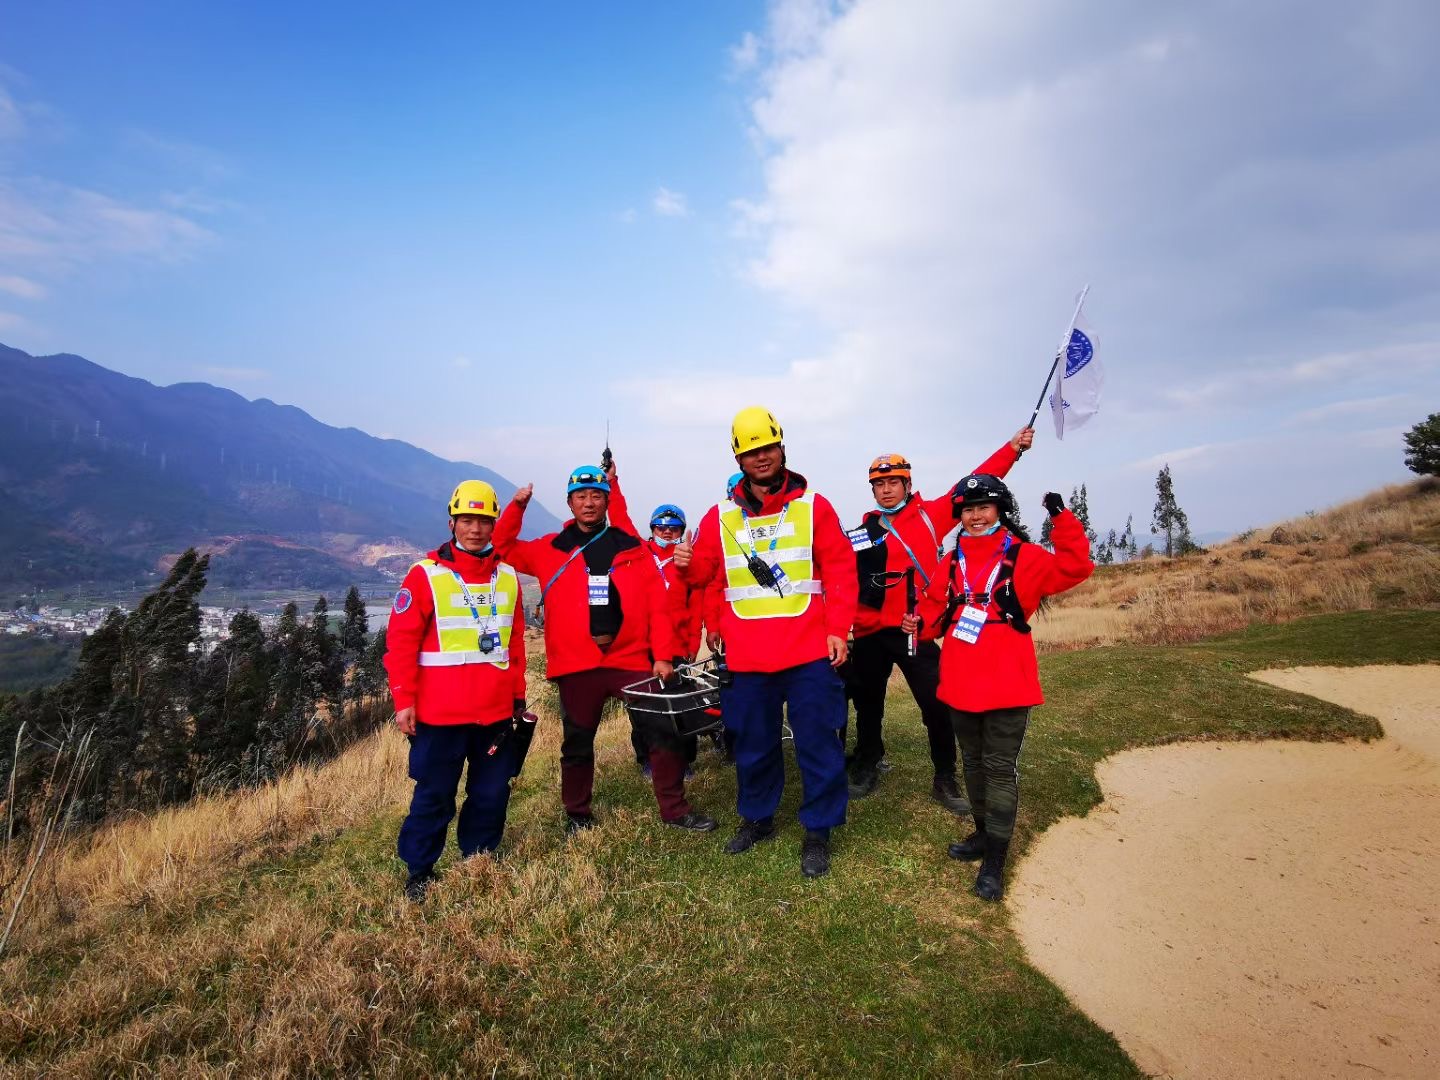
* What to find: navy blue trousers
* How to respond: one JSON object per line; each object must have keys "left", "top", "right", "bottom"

{"left": 722, "top": 657, "right": 848, "bottom": 830}
{"left": 397, "top": 720, "right": 513, "bottom": 876}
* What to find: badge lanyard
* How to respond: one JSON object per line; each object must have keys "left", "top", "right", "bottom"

{"left": 539, "top": 525, "right": 611, "bottom": 604}
{"left": 955, "top": 536, "right": 1012, "bottom": 609}
{"left": 651, "top": 550, "right": 674, "bottom": 590}
{"left": 879, "top": 516, "right": 933, "bottom": 587}
{"left": 737, "top": 502, "right": 790, "bottom": 563}
{"left": 450, "top": 566, "right": 500, "bottom": 642}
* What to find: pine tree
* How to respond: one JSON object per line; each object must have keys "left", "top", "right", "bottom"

{"left": 1151, "top": 466, "right": 1195, "bottom": 558}
{"left": 1068, "top": 484, "right": 1099, "bottom": 558}
{"left": 339, "top": 585, "right": 369, "bottom": 658}
{"left": 191, "top": 609, "right": 271, "bottom": 791}
{"left": 1403, "top": 412, "right": 1440, "bottom": 476}
{"left": 1039, "top": 516, "right": 1054, "bottom": 549}
{"left": 254, "top": 601, "right": 307, "bottom": 781}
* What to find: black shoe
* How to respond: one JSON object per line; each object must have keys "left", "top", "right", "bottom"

{"left": 564, "top": 813, "right": 596, "bottom": 836}
{"left": 974, "top": 838, "right": 1010, "bottom": 902}
{"left": 947, "top": 830, "right": 987, "bottom": 861}
{"left": 724, "top": 819, "right": 776, "bottom": 854}
{"left": 931, "top": 775, "right": 971, "bottom": 815}
{"left": 800, "top": 831, "right": 831, "bottom": 879}
{"left": 665, "top": 811, "right": 718, "bottom": 833}
{"left": 404, "top": 870, "right": 437, "bottom": 903}
{"left": 847, "top": 763, "right": 879, "bottom": 798}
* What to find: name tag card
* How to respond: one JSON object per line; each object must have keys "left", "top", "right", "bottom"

{"left": 847, "top": 527, "right": 874, "bottom": 552}
{"left": 951, "top": 605, "right": 987, "bottom": 645}
{"left": 588, "top": 574, "right": 610, "bottom": 606}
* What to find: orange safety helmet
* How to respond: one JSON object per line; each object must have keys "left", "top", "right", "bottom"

{"left": 868, "top": 453, "right": 912, "bottom": 483}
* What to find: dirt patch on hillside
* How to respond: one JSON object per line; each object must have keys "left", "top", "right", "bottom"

{"left": 1011, "top": 665, "right": 1440, "bottom": 1078}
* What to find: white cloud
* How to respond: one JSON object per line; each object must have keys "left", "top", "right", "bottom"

{"left": 652, "top": 187, "right": 691, "bottom": 218}
{"left": 0, "top": 178, "right": 215, "bottom": 268}
{"left": 616, "top": 207, "right": 638, "bottom": 225}
{"left": 699, "top": 0, "right": 1440, "bottom": 529}
{"left": 0, "top": 311, "right": 31, "bottom": 332}
{"left": 0, "top": 274, "right": 46, "bottom": 300}
{"left": 450, "top": 356, "right": 473, "bottom": 370}
{"left": 730, "top": 31, "right": 762, "bottom": 74}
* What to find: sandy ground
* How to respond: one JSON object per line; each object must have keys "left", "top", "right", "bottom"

{"left": 1011, "top": 665, "right": 1440, "bottom": 1079}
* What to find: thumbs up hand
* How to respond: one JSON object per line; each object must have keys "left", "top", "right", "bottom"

{"left": 673, "top": 529, "right": 695, "bottom": 570}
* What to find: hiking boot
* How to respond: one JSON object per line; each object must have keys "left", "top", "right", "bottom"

{"left": 948, "top": 816, "right": 988, "bottom": 861}
{"left": 404, "top": 870, "right": 437, "bottom": 903}
{"left": 664, "top": 811, "right": 719, "bottom": 833}
{"left": 974, "top": 838, "right": 1010, "bottom": 902}
{"left": 847, "top": 762, "right": 880, "bottom": 798}
{"left": 931, "top": 774, "right": 971, "bottom": 815}
{"left": 564, "top": 813, "right": 597, "bottom": 836}
{"left": 724, "top": 819, "right": 776, "bottom": 854}
{"left": 800, "top": 830, "right": 831, "bottom": 879}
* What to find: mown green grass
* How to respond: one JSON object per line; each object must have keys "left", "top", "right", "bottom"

{"left": 4, "top": 610, "right": 1436, "bottom": 1077}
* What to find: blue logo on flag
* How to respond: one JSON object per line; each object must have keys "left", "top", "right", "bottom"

{"left": 392, "top": 588, "right": 412, "bottom": 614}
{"left": 1064, "top": 328, "right": 1094, "bottom": 376}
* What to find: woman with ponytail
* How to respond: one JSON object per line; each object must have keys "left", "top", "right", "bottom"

{"left": 905, "top": 475, "right": 1093, "bottom": 901}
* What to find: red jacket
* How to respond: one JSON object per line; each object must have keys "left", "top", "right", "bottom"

{"left": 383, "top": 542, "right": 526, "bottom": 727}
{"left": 916, "top": 510, "right": 1093, "bottom": 712}
{"left": 851, "top": 441, "right": 1020, "bottom": 639}
{"left": 681, "top": 470, "right": 857, "bottom": 673}
{"left": 494, "top": 500, "right": 676, "bottom": 679}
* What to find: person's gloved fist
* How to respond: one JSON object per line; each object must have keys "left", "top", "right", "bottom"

{"left": 1043, "top": 492, "right": 1066, "bottom": 518}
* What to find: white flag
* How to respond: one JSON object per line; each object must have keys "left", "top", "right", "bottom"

{"left": 1049, "top": 307, "right": 1102, "bottom": 440}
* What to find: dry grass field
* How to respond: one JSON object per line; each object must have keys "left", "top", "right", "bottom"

{"left": 1032, "top": 477, "right": 1440, "bottom": 650}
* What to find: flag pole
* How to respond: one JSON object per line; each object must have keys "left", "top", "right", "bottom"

{"left": 1027, "top": 284, "right": 1091, "bottom": 430}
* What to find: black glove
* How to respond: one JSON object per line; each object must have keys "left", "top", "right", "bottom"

{"left": 1043, "top": 492, "right": 1066, "bottom": 518}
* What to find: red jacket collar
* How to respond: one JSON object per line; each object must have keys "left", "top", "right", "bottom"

{"left": 735, "top": 470, "right": 808, "bottom": 515}
{"left": 431, "top": 542, "right": 499, "bottom": 575}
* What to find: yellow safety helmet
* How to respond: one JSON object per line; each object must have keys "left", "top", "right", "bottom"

{"left": 731, "top": 406, "right": 784, "bottom": 455}
{"left": 448, "top": 480, "right": 500, "bottom": 518}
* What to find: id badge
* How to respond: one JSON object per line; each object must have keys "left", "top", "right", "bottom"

{"left": 587, "top": 574, "right": 610, "bottom": 606}
{"left": 847, "top": 526, "right": 874, "bottom": 552}
{"left": 769, "top": 563, "right": 792, "bottom": 596}
{"left": 951, "top": 604, "right": 988, "bottom": 645}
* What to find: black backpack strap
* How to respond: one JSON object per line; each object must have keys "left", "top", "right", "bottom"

{"left": 937, "top": 547, "right": 965, "bottom": 635}
{"left": 988, "top": 542, "right": 1031, "bottom": 634}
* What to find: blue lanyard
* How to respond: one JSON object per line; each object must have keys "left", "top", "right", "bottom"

{"left": 737, "top": 501, "right": 790, "bottom": 559}
{"left": 878, "top": 516, "right": 932, "bottom": 587}
{"left": 956, "top": 535, "right": 1011, "bottom": 605}
{"left": 540, "top": 525, "right": 610, "bottom": 604}
{"left": 450, "top": 567, "right": 499, "bottom": 624}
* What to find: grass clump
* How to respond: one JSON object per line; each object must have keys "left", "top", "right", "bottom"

{"left": 2, "top": 610, "right": 1436, "bottom": 1076}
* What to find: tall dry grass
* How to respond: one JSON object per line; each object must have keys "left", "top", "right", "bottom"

{"left": 1032, "top": 477, "right": 1440, "bottom": 650}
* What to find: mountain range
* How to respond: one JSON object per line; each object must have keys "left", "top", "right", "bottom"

{"left": 0, "top": 343, "right": 560, "bottom": 597}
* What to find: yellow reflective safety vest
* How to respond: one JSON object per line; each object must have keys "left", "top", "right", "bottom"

{"left": 414, "top": 558, "right": 519, "bottom": 668}
{"left": 718, "top": 493, "right": 823, "bottom": 619}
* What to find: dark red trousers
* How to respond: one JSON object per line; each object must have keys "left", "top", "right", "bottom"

{"left": 556, "top": 667, "right": 691, "bottom": 821}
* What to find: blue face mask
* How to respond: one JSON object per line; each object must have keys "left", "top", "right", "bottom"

{"left": 978, "top": 522, "right": 1003, "bottom": 536}
{"left": 874, "top": 494, "right": 909, "bottom": 515}
{"left": 454, "top": 540, "right": 494, "bottom": 556}
{"left": 652, "top": 535, "right": 678, "bottom": 548}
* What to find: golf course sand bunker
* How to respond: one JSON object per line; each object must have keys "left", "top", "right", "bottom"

{"left": 1012, "top": 665, "right": 1440, "bottom": 1079}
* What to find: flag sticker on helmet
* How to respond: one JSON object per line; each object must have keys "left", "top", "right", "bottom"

{"left": 393, "top": 588, "right": 413, "bottom": 614}
{"left": 468, "top": 500, "right": 485, "bottom": 510}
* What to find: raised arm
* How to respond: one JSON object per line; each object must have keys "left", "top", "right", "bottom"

{"left": 606, "top": 465, "right": 641, "bottom": 538}
{"left": 921, "top": 428, "right": 1033, "bottom": 524}
{"left": 494, "top": 485, "right": 543, "bottom": 576}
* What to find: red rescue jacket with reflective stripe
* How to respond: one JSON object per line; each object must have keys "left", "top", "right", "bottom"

{"left": 681, "top": 470, "right": 857, "bottom": 673}
{"left": 383, "top": 543, "right": 526, "bottom": 726}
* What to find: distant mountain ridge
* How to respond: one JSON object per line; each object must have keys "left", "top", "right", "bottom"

{"left": 0, "top": 343, "right": 560, "bottom": 596}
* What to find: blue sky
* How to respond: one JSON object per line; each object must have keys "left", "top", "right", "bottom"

{"left": 3, "top": 1, "right": 1438, "bottom": 540}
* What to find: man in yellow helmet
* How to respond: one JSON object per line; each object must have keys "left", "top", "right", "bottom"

{"left": 384, "top": 480, "right": 529, "bottom": 901}
{"left": 674, "top": 407, "right": 858, "bottom": 878}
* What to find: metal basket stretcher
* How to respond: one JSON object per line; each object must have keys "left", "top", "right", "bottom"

{"left": 621, "top": 655, "right": 726, "bottom": 739}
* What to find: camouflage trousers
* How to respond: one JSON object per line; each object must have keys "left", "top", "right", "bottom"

{"left": 949, "top": 707, "right": 1032, "bottom": 841}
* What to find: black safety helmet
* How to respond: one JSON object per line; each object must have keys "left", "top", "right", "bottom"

{"left": 952, "top": 473, "right": 1029, "bottom": 541}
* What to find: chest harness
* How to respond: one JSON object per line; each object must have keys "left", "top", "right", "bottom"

{"left": 937, "top": 535, "right": 1032, "bottom": 636}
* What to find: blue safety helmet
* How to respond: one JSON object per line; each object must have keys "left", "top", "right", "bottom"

{"left": 649, "top": 504, "right": 686, "bottom": 528}
{"left": 566, "top": 465, "right": 611, "bottom": 495}
{"left": 725, "top": 471, "right": 744, "bottom": 498}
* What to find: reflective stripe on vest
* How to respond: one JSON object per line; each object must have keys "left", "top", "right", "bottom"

{"left": 717, "top": 493, "right": 818, "bottom": 619}
{"left": 412, "top": 558, "right": 518, "bottom": 667}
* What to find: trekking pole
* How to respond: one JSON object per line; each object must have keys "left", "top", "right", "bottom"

{"left": 600, "top": 419, "right": 613, "bottom": 474}
{"left": 1027, "top": 283, "right": 1091, "bottom": 430}
{"left": 905, "top": 567, "right": 918, "bottom": 657}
